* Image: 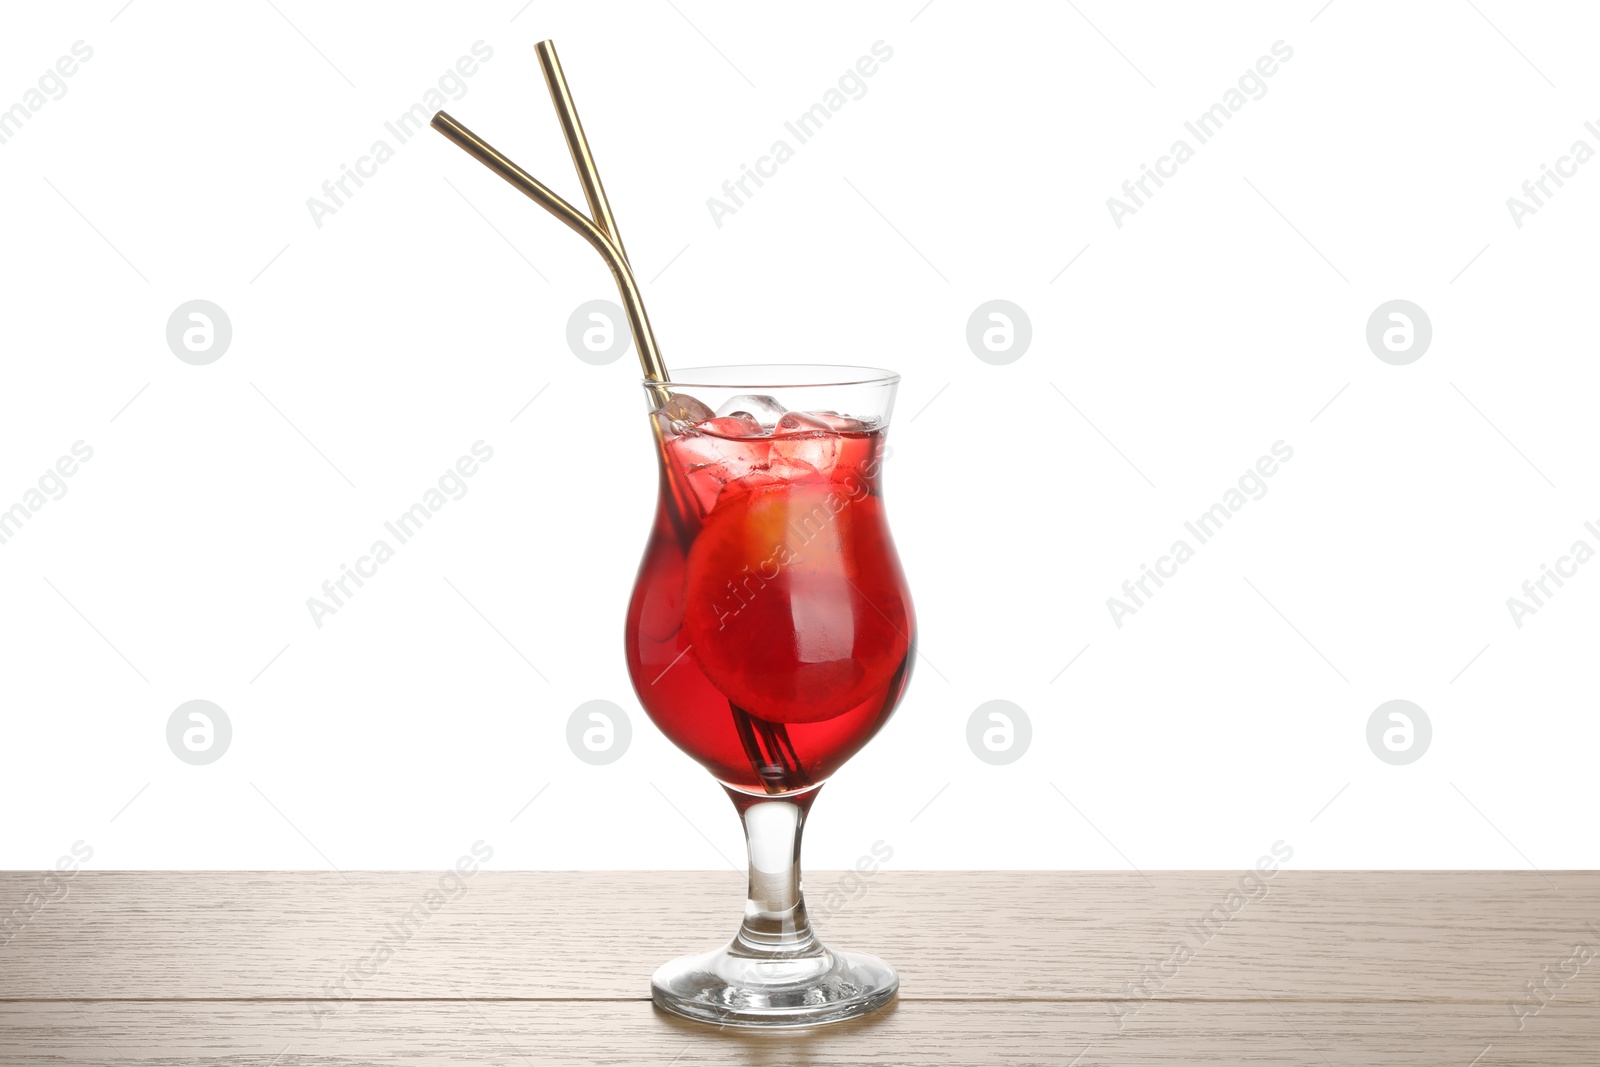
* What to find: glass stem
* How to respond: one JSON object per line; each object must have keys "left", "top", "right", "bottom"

{"left": 725, "top": 785, "right": 822, "bottom": 958}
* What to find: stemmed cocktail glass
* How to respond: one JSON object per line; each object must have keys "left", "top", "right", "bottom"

{"left": 627, "top": 366, "right": 914, "bottom": 1026}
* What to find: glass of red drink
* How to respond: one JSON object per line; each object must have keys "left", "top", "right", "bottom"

{"left": 626, "top": 365, "right": 914, "bottom": 1027}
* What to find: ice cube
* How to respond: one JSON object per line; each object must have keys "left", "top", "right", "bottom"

{"left": 777, "top": 409, "right": 876, "bottom": 433}
{"left": 653, "top": 392, "right": 714, "bottom": 435}
{"left": 812, "top": 412, "right": 875, "bottom": 432}
{"left": 698, "top": 414, "right": 765, "bottom": 438}
{"left": 715, "top": 394, "right": 787, "bottom": 432}
{"left": 664, "top": 421, "right": 774, "bottom": 514}
{"left": 770, "top": 412, "right": 839, "bottom": 478}
{"left": 774, "top": 411, "right": 834, "bottom": 434}
{"left": 665, "top": 434, "right": 744, "bottom": 514}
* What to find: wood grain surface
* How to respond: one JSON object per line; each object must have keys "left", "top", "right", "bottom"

{"left": 2, "top": 871, "right": 1596, "bottom": 1064}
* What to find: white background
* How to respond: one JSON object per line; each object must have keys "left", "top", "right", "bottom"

{"left": 2, "top": 0, "right": 1596, "bottom": 874}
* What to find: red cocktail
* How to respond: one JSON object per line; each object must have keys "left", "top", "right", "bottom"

{"left": 626, "top": 365, "right": 914, "bottom": 1026}
{"left": 626, "top": 394, "right": 914, "bottom": 793}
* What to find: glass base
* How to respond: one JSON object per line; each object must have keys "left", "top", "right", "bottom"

{"left": 651, "top": 941, "right": 898, "bottom": 1028}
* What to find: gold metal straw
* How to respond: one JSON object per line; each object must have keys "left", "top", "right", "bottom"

{"left": 534, "top": 40, "right": 629, "bottom": 265}
{"left": 430, "top": 44, "right": 668, "bottom": 387}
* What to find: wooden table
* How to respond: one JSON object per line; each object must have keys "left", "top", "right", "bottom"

{"left": 2, "top": 871, "right": 1596, "bottom": 1064}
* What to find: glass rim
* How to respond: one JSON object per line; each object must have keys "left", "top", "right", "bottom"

{"left": 643, "top": 363, "right": 901, "bottom": 390}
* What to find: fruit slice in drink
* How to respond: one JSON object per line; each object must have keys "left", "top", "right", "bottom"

{"left": 682, "top": 481, "right": 910, "bottom": 724}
